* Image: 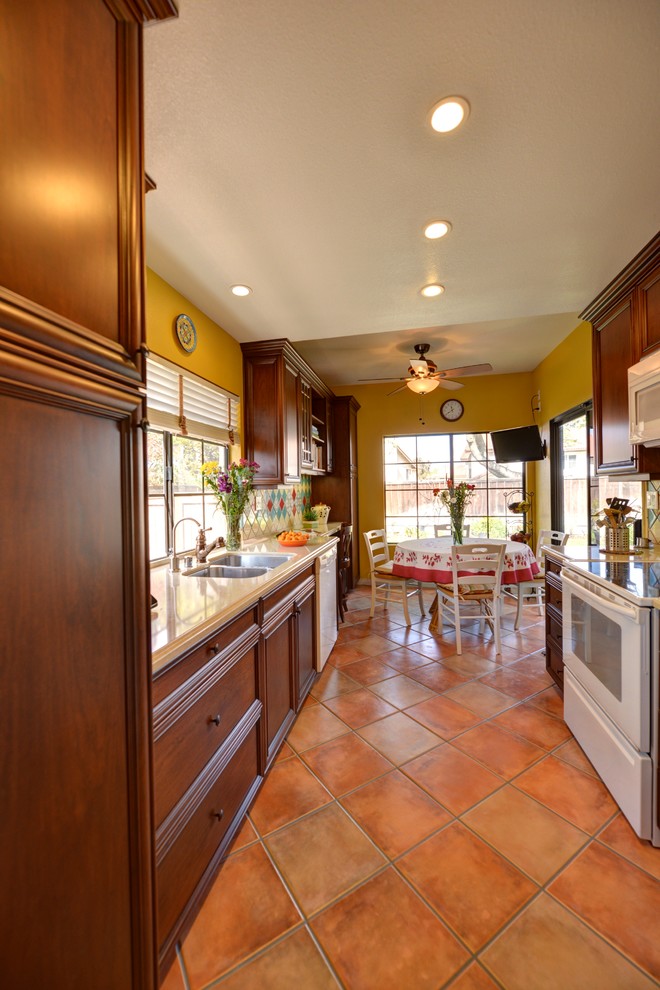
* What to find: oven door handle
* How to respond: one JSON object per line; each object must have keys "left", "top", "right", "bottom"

{"left": 562, "top": 572, "right": 643, "bottom": 623}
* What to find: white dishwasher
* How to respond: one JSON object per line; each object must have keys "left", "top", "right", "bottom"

{"left": 315, "top": 544, "right": 338, "bottom": 670}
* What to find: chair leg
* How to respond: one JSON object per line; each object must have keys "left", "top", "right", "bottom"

{"left": 369, "top": 576, "right": 377, "bottom": 618}
{"left": 416, "top": 582, "right": 426, "bottom": 617}
{"left": 401, "top": 580, "right": 411, "bottom": 626}
{"left": 453, "top": 597, "right": 462, "bottom": 654}
{"left": 494, "top": 598, "right": 502, "bottom": 655}
{"left": 536, "top": 585, "right": 544, "bottom": 615}
{"left": 514, "top": 585, "right": 524, "bottom": 631}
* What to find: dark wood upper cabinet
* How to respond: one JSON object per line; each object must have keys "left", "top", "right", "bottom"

{"left": 581, "top": 232, "right": 660, "bottom": 477}
{"left": 0, "top": 1, "right": 176, "bottom": 986}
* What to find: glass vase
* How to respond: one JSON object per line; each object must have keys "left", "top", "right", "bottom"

{"left": 450, "top": 514, "right": 464, "bottom": 544}
{"left": 226, "top": 513, "right": 242, "bottom": 551}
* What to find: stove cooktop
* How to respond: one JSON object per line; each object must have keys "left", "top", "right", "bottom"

{"left": 567, "top": 556, "right": 660, "bottom": 605}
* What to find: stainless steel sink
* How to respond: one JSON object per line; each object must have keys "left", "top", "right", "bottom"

{"left": 221, "top": 553, "right": 295, "bottom": 568}
{"left": 192, "top": 564, "right": 269, "bottom": 579}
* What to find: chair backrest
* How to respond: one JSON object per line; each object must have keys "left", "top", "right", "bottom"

{"left": 434, "top": 523, "right": 470, "bottom": 538}
{"left": 450, "top": 543, "right": 506, "bottom": 597}
{"left": 338, "top": 524, "right": 353, "bottom": 568}
{"left": 535, "top": 529, "right": 569, "bottom": 566}
{"left": 363, "top": 529, "right": 390, "bottom": 571}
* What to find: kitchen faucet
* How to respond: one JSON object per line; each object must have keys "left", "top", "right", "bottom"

{"left": 169, "top": 517, "right": 202, "bottom": 572}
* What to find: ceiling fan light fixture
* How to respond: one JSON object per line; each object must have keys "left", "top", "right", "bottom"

{"left": 430, "top": 96, "right": 470, "bottom": 133}
{"left": 424, "top": 220, "right": 452, "bottom": 239}
{"left": 420, "top": 283, "right": 444, "bottom": 298}
{"left": 406, "top": 377, "right": 440, "bottom": 395}
{"left": 231, "top": 284, "right": 252, "bottom": 296}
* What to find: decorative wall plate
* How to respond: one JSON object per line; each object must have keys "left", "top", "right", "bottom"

{"left": 175, "top": 313, "right": 197, "bottom": 353}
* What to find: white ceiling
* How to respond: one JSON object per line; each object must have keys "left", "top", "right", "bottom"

{"left": 143, "top": 0, "right": 660, "bottom": 387}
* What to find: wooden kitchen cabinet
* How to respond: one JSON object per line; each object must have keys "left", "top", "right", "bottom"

{"left": 582, "top": 232, "right": 660, "bottom": 477}
{"left": 544, "top": 554, "right": 564, "bottom": 690}
{"left": 313, "top": 396, "right": 361, "bottom": 587}
{"left": 0, "top": 2, "right": 176, "bottom": 987}
{"left": 241, "top": 339, "right": 334, "bottom": 485}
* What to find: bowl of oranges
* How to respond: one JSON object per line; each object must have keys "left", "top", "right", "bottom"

{"left": 277, "top": 530, "right": 311, "bottom": 547}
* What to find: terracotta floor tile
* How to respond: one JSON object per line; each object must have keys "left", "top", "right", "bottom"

{"left": 160, "top": 957, "right": 185, "bottom": 990}
{"left": 273, "top": 740, "right": 296, "bottom": 764}
{"left": 550, "top": 841, "right": 660, "bottom": 978}
{"left": 441, "top": 653, "right": 500, "bottom": 677}
{"left": 312, "top": 868, "right": 468, "bottom": 990}
{"left": 407, "top": 662, "right": 471, "bottom": 692}
{"left": 301, "top": 693, "right": 319, "bottom": 709}
{"left": 514, "top": 755, "right": 618, "bottom": 833}
{"left": 249, "top": 757, "right": 332, "bottom": 835}
{"left": 368, "top": 673, "right": 437, "bottom": 708}
{"left": 463, "top": 785, "right": 588, "bottom": 883}
{"left": 323, "top": 687, "right": 397, "bottom": 727}
{"left": 335, "top": 624, "right": 373, "bottom": 643}
{"left": 493, "top": 702, "right": 572, "bottom": 750}
{"left": 265, "top": 803, "right": 385, "bottom": 914}
{"left": 598, "top": 813, "right": 660, "bottom": 880}
{"left": 446, "top": 962, "right": 501, "bottom": 990}
{"left": 340, "top": 656, "right": 399, "bottom": 684}
{"left": 181, "top": 843, "right": 301, "bottom": 988}
{"left": 343, "top": 633, "right": 399, "bottom": 656}
{"left": 301, "top": 732, "right": 392, "bottom": 796}
{"left": 526, "top": 684, "right": 565, "bottom": 719}
{"left": 365, "top": 615, "right": 408, "bottom": 634}
{"left": 444, "top": 680, "right": 516, "bottom": 717}
{"left": 227, "top": 815, "right": 258, "bottom": 854}
{"left": 508, "top": 656, "right": 554, "bottom": 689}
{"left": 327, "top": 642, "right": 371, "bottom": 667}
{"left": 479, "top": 666, "right": 547, "bottom": 700}
{"left": 375, "top": 645, "right": 437, "bottom": 672}
{"left": 382, "top": 624, "right": 431, "bottom": 647}
{"left": 408, "top": 636, "right": 461, "bottom": 660}
{"left": 341, "top": 769, "right": 452, "bottom": 858}
{"left": 357, "top": 711, "right": 443, "bottom": 764}
{"left": 403, "top": 744, "right": 503, "bottom": 815}
{"left": 311, "top": 666, "right": 360, "bottom": 700}
{"left": 553, "top": 737, "right": 600, "bottom": 778}
{"left": 451, "top": 721, "right": 546, "bottom": 779}
{"left": 406, "top": 694, "right": 483, "bottom": 739}
{"left": 398, "top": 822, "right": 536, "bottom": 951}
{"left": 213, "top": 927, "right": 337, "bottom": 990}
{"left": 286, "top": 704, "right": 349, "bottom": 753}
{"left": 342, "top": 606, "right": 375, "bottom": 625}
{"left": 481, "top": 892, "right": 657, "bottom": 990}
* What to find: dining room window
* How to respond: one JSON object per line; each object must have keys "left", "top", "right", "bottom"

{"left": 384, "top": 433, "right": 525, "bottom": 542}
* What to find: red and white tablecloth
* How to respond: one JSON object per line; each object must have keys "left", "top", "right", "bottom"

{"left": 392, "top": 537, "right": 540, "bottom": 584}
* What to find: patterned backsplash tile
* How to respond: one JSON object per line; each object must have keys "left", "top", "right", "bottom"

{"left": 242, "top": 476, "right": 312, "bottom": 540}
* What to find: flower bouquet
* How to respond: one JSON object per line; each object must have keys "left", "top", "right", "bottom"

{"left": 202, "top": 458, "right": 259, "bottom": 550}
{"left": 433, "top": 479, "right": 476, "bottom": 544}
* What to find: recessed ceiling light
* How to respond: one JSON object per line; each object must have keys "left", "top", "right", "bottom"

{"left": 231, "top": 284, "right": 252, "bottom": 296}
{"left": 420, "top": 283, "right": 445, "bottom": 298}
{"left": 424, "top": 220, "right": 452, "bottom": 240}
{"left": 429, "top": 96, "right": 470, "bottom": 133}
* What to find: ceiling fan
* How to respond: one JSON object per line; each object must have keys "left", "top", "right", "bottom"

{"left": 360, "top": 344, "right": 493, "bottom": 395}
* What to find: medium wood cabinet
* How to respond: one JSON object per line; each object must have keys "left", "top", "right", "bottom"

{"left": 0, "top": 2, "right": 176, "bottom": 986}
{"left": 153, "top": 564, "right": 317, "bottom": 976}
{"left": 313, "top": 396, "right": 361, "bottom": 587}
{"left": 241, "top": 339, "right": 334, "bottom": 485}
{"left": 582, "top": 232, "right": 660, "bottom": 477}
{"left": 544, "top": 554, "right": 564, "bottom": 690}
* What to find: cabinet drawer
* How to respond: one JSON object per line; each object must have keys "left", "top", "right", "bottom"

{"left": 546, "top": 606, "right": 563, "bottom": 652}
{"left": 154, "top": 645, "right": 258, "bottom": 826}
{"left": 545, "top": 575, "right": 562, "bottom": 611}
{"left": 545, "top": 637, "right": 564, "bottom": 689}
{"left": 156, "top": 721, "right": 261, "bottom": 948}
{"left": 544, "top": 555, "right": 562, "bottom": 579}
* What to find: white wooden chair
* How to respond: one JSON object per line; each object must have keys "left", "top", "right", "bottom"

{"left": 435, "top": 543, "right": 506, "bottom": 655}
{"left": 363, "top": 529, "right": 425, "bottom": 626}
{"left": 434, "top": 523, "right": 470, "bottom": 539}
{"left": 507, "top": 529, "right": 569, "bottom": 630}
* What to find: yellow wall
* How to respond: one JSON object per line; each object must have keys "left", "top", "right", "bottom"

{"left": 530, "top": 321, "right": 593, "bottom": 532}
{"left": 146, "top": 269, "right": 243, "bottom": 398}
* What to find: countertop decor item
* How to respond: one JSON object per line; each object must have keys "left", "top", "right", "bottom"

{"left": 302, "top": 506, "right": 319, "bottom": 530}
{"left": 595, "top": 497, "right": 637, "bottom": 554}
{"left": 277, "top": 531, "right": 311, "bottom": 547}
{"left": 433, "top": 479, "right": 476, "bottom": 544}
{"left": 175, "top": 313, "right": 197, "bottom": 353}
{"left": 201, "top": 458, "right": 259, "bottom": 550}
{"left": 313, "top": 503, "right": 330, "bottom": 524}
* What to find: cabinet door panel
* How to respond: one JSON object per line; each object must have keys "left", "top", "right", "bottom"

{"left": 284, "top": 361, "right": 301, "bottom": 481}
{"left": 296, "top": 587, "right": 317, "bottom": 706}
{"left": 639, "top": 262, "right": 660, "bottom": 355}
{"left": 263, "top": 615, "right": 296, "bottom": 762}
{"left": 593, "top": 300, "right": 635, "bottom": 473}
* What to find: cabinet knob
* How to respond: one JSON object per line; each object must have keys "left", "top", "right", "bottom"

{"left": 210, "top": 714, "right": 222, "bottom": 726}
{"left": 209, "top": 643, "right": 220, "bottom": 655}
{"left": 213, "top": 809, "right": 225, "bottom": 821}
{"left": 293, "top": 605, "right": 301, "bottom": 616}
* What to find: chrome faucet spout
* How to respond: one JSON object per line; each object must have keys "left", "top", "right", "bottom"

{"left": 196, "top": 536, "right": 226, "bottom": 562}
{"left": 170, "top": 516, "right": 202, "bottom": 572}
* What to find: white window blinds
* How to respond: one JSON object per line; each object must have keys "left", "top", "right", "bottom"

{"left": 146, "top": 354, "right": 240, "bottom": 445}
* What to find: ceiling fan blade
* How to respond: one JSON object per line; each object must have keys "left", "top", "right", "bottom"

{"left": 434, "top": 362, "right": 493, "bottom": 379}
{"left": 437, "top": 379, "right": 464, "bottom": 390}
{"left": 387, "top": 382, "right": 410, "bottom": 396}
{"left": 358, "top": 376, "right": 406, "bottom": 383}
{"left": 409, "top": 359, "right": 429, "bottom": 375}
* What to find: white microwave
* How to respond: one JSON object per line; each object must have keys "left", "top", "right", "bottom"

{"left": 629, "top": 350, "right": 660, "bottom": 447}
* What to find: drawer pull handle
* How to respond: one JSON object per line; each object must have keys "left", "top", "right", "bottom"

{"left": 210, "top": 643, "right": 220, "bottom": 655}
{"left": 213, "top": 809, "right": 225, "bottom": 821}
{"left": 293, "top": 605, "right": 301, "bottom": 616}
{"left": 210, "top": 714, "right": 222, "bottom": 726}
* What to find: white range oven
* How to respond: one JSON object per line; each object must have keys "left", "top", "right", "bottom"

{"left": 562, "top": 558, "right": 660, "bottom": 846}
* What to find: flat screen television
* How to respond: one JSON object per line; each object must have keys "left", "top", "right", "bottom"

{"left": 491, "top": 425, "right": 546, "bottom": 463}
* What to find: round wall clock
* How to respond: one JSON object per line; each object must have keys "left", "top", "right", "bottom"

{"left": 175, "top": 313, "right": 197, "bottom": 353}
{"left": 440, "top": 398, "right": 464, "bottom": 422}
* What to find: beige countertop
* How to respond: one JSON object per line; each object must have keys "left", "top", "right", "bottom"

{"left": 150, "top": 527, "right": 341, "bottom": 673}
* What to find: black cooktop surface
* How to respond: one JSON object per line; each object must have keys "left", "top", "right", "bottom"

{"left": 577, "top": 557, "right": 660, "bottom": 603}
